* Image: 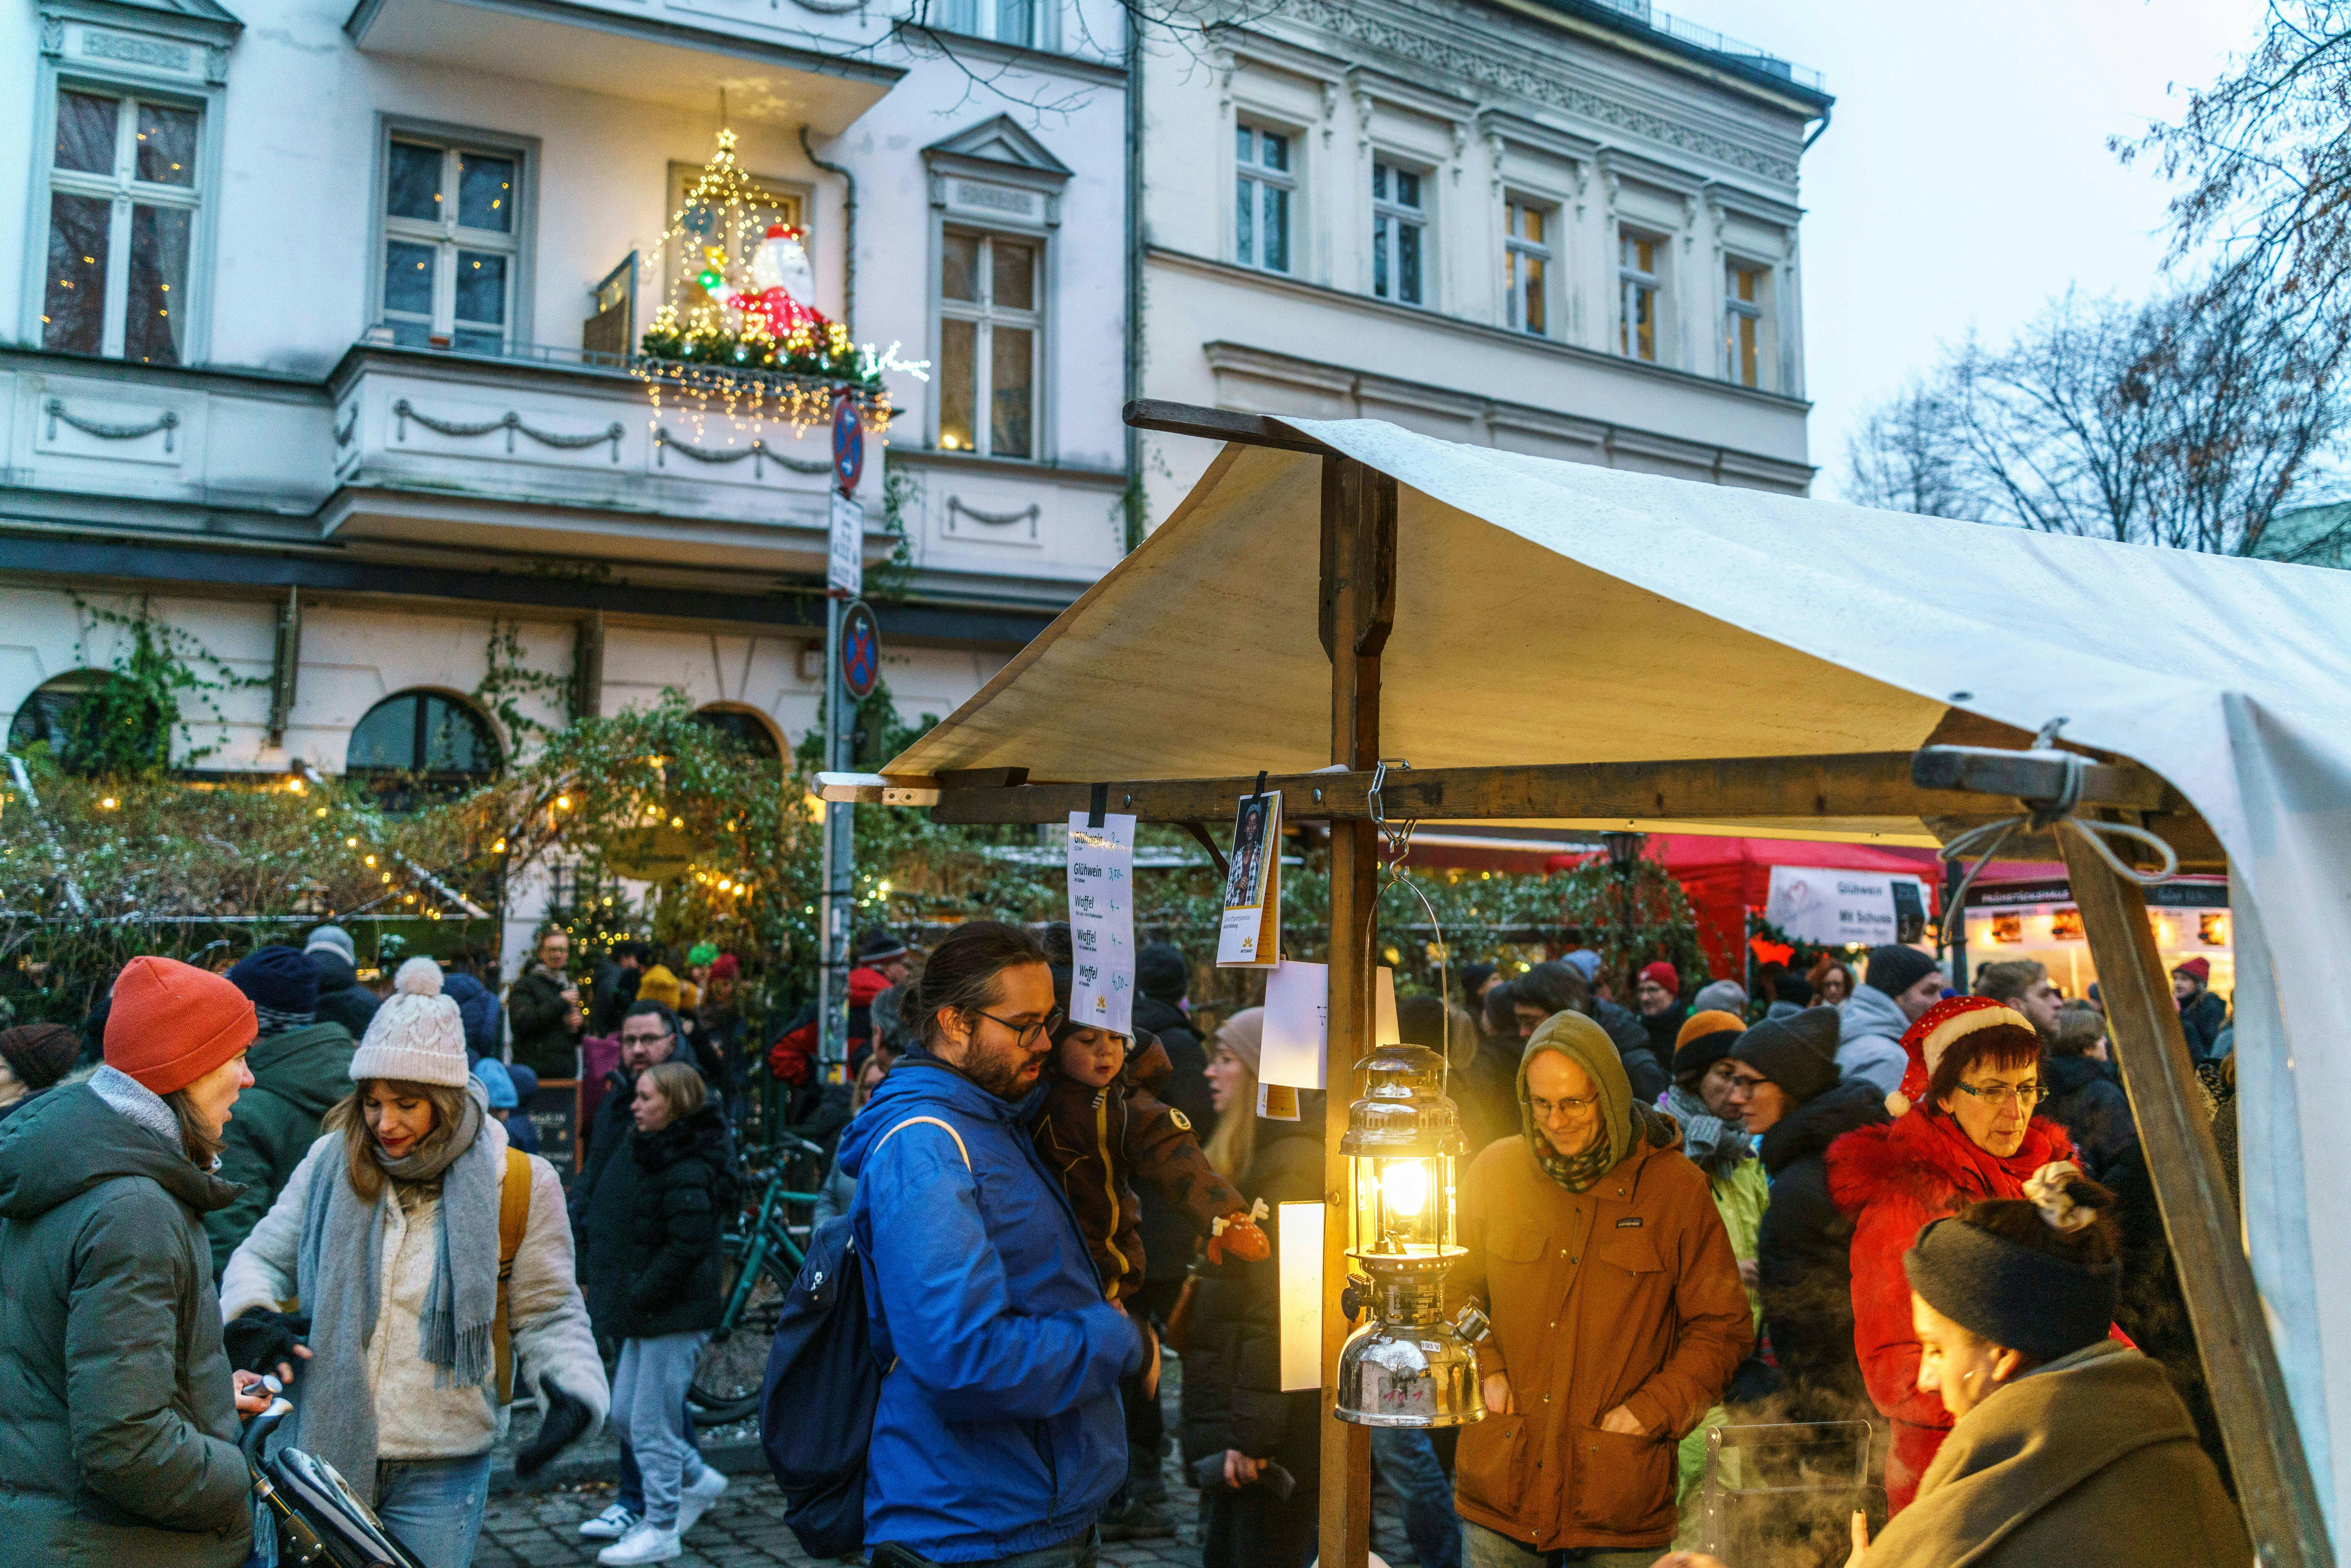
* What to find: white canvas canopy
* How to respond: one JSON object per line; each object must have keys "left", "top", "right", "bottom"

{"left": 888, "top": 416, "right": 2351, "bottom": 1543}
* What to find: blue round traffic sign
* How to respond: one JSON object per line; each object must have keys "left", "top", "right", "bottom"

{"left": 841, "top": 600, "right": 881, "bottom": 700}
{"left": 832, "top": 395, "right": 864, "bottom": 495}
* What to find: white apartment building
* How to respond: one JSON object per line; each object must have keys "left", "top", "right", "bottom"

{"left": 0, "top": 0, "right": 1130, "bottom": 818}
{"left": 1136, "top": 0, "right": 1830, "bottom": 521}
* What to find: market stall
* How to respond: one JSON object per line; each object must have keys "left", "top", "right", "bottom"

{"left": 825, "top": 406, "right": 2348, "bottom": 1566}
{"left": 1963, "top": 864, "right": 2233, "bottom": 1006}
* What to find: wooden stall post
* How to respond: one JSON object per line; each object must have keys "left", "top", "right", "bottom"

{"left": 1319, "top": 454, "right": 1394, "bottom": 1568}
{"left": 2060, "top": 831, "right": 2335, "bottom": 1568}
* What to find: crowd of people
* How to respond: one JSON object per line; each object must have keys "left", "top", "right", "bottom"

{"left": 0, "top": 917, "right": 2251, "bottom": 1568}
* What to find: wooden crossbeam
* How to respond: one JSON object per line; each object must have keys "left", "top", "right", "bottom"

{"left": 1121, "top": 398, "right": 1333, "bottom": 454}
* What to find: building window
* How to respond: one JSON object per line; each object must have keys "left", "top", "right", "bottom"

{"left": 346, "top": 690, "right": 503, "bottom": 805}
{"left": 1371, "top": 162, "right": 1424, "bottom": 306}
{"left": 666, "top": 164, "right": 798, "bottom": 318}
{"left": 380, "top": 136, "right": 522, "bottom": 353}
{"left": 1619, "top": 228, "right": 1661, "bottom": 362}
{"left": 1236, "top": 124, "right": 1292, "bottom": 273}
{"left": 1504, "top": 200, "right": 1549, "bottom": 335}
{"left": 937, "top": 230, "right": 1040, "bottom": 458}
{"left": 41, "top": 87, "right": 202, "bottom": 364}
{"left": 1725, "top": 260, "right": 1768, "bottom": 387}
{"left": 930, "top": 0, "right": 1036, "bottom": 45}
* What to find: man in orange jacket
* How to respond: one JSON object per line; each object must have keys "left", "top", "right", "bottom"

{"left": 1451, "top": 1011, "right": 1752, "bottom": 1567}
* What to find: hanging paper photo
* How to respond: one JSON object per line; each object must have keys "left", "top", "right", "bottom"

{"left": 1216, "top": 789, "right": 1283, "bottom": 967}
{"left": 1258, "top": 960, "right": 1399, "bottom": 1090}
{"left": 1067, "top": 810, "right": 1137, "bottom": 1037}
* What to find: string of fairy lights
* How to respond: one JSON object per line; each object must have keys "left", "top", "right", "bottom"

{"left": 633, "top": 128, "right": 929, "bottom": 443}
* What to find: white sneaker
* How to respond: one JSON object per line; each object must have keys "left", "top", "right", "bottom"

{"left": 578, "top": 1504, "right": 639, "bottom": 1541}
{"left": 597, "top": 1523, "right": 683, "bottom": 1565}
{"left": 677, "top": 1467, "right": 729, "bottom": 1535}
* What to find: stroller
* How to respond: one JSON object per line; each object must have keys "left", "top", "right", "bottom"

{"left": 242, "top": 1398, "right": 431, "bottom": 1568}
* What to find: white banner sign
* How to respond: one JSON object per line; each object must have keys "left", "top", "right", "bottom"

{"left": 828, "top": 492, "right": 864, "bottom": 598}
{"left": 1764, "top": 865, "right": 1929, "bottom": 949}
{"left": 1066, "top": 811, "right": 1137, "bottom": 1037}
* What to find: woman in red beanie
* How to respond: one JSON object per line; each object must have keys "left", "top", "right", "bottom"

{"left": 0, "top": 955, "right": 259, "bottom": 1566}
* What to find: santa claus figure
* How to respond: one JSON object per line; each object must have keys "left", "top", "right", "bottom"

{"left": 719, "top": 223, "right": 823, "bottom": 338}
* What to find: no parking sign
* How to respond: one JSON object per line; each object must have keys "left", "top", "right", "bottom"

{"left": 841, "top": 601, "right": 881, "bottom": 701}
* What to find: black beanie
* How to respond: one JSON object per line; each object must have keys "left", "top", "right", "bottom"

{"left": 227, "top": 943, "right": 320, "bottom": 1014}
{"left": 1138, "top": 942, "right": 1189, "bottom": 1003}
{"left": 1864, "top": 944, "right": 1938, "bottom": 999}
{"left": 1904, "top": 1216, "right": 2121, "bottom": 1362}
{"left": 1730, "top": 1007, "right": 1841, "bottom": 1105}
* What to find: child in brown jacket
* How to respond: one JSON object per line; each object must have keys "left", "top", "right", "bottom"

{"left": 1032, "top": 1019, "right": 1269, "bottom": 1305}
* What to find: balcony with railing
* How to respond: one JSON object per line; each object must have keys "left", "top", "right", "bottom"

{"left": 1561, "top": 0, "right": 1827, "bottom": 97}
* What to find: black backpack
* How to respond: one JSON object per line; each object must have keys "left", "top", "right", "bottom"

{"left": 759, "top": 1215, "right": 880, "bottom": 1558}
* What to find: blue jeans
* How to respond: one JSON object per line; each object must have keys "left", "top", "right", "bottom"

{"left": 1460, "top": 1520, "right": 1657, "bottom": 1568}
{"left": 613, "top": 1332, "right": 710, "bottom": 1529}
{"left": 1371, "top": 1426, "right": 1463, "bottom": 1568}
{"left": 374, "top": 1452, "right": 493, "bottom": 1568}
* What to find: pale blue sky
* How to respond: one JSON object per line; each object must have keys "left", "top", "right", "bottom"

{"left": 1665, "top": 0, "right": 2268, "bottom": 496}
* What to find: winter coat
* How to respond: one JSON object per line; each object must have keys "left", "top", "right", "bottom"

{"left": 1640, "top": 1000, "right": 1689, "bottom": 1064}
{"left": 589, "top": 958, "right": 640, "bottom": 1036}
{"left": 1835, "top": 986, "right": 1913, "bottom": 1097}
{"left": 1754, "top": 1077, "right": 1889, "bottom": 1412}
{"left": 1131, "top": 995, "right": 1213, "bottom": 1286}
{"left": 2177, "top": 988, "right": 2228, "bottom": 1063}
{"left": 847, "top": 965, "right": 893, "bottom": 1051}
{"left": 1594, "top": 999, "right": 1669, "bottom": 1104}
{"left": 1864, "top": 1342, "right": 2247, "bottom": 1568}
{"left": 1451, "top": 1131, "right": 1754, "bottom": 1553}
{"left": 444, "top": 972, "right": 502, "bottom": 1060}
{"left": 507, "top": 963, "right": 580, "bottom": 1077}
{"left": 2039, "top": 1054, "right": 2137, "bottom": 1182}
{"left": 811, "top": 1144, "right": 859, "bottom": 1228}
{"left": 618, "top": 1103, "right": 734, "bottom": 1338}
{"left": 201, "top": 1020, "right": 354, "bottom": 1276}
{"left": 839, "top": 1049, "right": 1143, "bottom": 1563}
{"left": 1031, "top": 1036, "right": 1246, "bottom": 1302}
{"left": 309, "top": 948, "right": 381, "bottom": 1041}
{"left": 1178, "top": 1116, "right": 1326, "bottom": 1483}
{"left": 0, "top": 1083, "right": 252, "bottom": 1567}
{"left": 220, "top": 1117, "right": 605, "bottom": 1459}
{"left": 1453, "top": 1032, "right": 1526, "bottom": 1161}
{"left": 570, "top": 1066, "right": 649, "bottom": 1338}
{"left": 1827, "top": 1107, "right": 2086, "bottom": 1510}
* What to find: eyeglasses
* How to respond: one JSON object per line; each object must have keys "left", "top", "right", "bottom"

{"left": 974, "top": 1007, "right": 1062, "bottom": 1047}
{"left": 619, "top": 1028, "right": 673, "bottom": 1046}
{"left": 1950, "top": 1082, "right": 2046, "bottom": 1108}
{"left": 1526, "top": 1092, "right": 1601, "bottom": 1119}
{"left": 1725, "top": 1073, "right": 1773, "bottom": 1095}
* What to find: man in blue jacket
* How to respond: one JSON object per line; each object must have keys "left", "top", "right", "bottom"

{"left": 839, "top": 922, "right": 1143, "bottom": 1567}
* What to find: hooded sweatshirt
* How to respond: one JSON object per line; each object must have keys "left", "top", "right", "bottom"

{"left": 1836, "top": 985, "right": 1915, "bottom": 1096}
{"left": 0, "top": 1084, "right": 252, "bottom": 1566}
{"left": 840, "top": 1050, "right": 1143, "bottom": 1563}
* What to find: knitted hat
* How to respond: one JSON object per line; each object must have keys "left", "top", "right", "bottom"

{"left": 1138, "top": 942, "right": 1190, "bottom": 1003}
{"left": 1672, "top": 1010, "right": 1747, "bottom": 1080}
{"left": 1638, "top": 961, "right": 1680, "bottom": 997}
{"left": 1561, "top": 950, "right": 1600, "bottom": 983}
{"left": 858, "top": 928, "right": 909, "bottom": 964}
{"left": 636, "top": 964, "right": 683, "bottom": 1010}
{"left": 1888, "top": 995, "right": 2038, "bottom": 1117}
{"left": 1214, "top": 1007, "right": 1265, "bottom": 1079}
{"left": 473, "top": 1056, "right": 520, "bottom": 1110}
{"left": 708, "top": 952, "right": 739, "bottom": 982}
{"left": 0, "top": 1022, "right": 82, "bottom": 1094}
{"left": 687, "top": 942, "right": 720, "bottom": 968}
{"left": 349, "top": 957, "right": 470, "bottom": 1087}
{"left": 1864, "top": 943, "right": 1940, "bottom": 1000}
{"left": 1692, "top": 979, "right": 1748, "bottom": 1016}
{"left": 104, "top": 955, "right": 257, "bottom": 1095}
{"left": 1731, "top": 1006, "right": 1842, "bottom": 1106}
{"left": 304, "top": 923, "right": 357, "bottom": 964}
{"left": 227, "top": 943, "right": 320, "bottom": 1014}
{"left": 2173, "top": 957, "right": 2210, "bottom": 983}
{"left": 1904, "top": 1162, "right": 2121, "bottom": 1361}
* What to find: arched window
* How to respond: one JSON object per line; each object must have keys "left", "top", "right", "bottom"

{"left": 692, "top": 704, "right": 781, "bottom": 760}
{"left": 345, "top": 690, "right": 502, "bottom": 802}
{"left": 6, "top": 669, "right": 168, "bottom": 774}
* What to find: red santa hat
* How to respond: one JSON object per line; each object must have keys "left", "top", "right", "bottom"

{"left": 1887, "top": 994, "right": 2037, "bottom": 1117}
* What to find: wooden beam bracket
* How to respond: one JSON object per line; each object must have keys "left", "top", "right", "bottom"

{"left": 1122, "top": 398, "right": 1334, "bottom": 454}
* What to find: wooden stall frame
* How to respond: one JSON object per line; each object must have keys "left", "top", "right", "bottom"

{"left": 815, "top": 401, "right": 2327, "bottom": 1568}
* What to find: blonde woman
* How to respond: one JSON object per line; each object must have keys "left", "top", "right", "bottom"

{"left": 223, "top": 958, "right": 604, "bottom": 1568}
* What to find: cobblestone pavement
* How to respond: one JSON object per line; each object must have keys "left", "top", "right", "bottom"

{"left": 476, "top": 1362, "right": 1422, "bottom": 1568}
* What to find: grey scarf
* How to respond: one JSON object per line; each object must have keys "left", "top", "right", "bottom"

{"left": 1663, "top": 1083, "right": 1753, "bottom": 1179}
{"left": 281, "top": 1080, "right": 499, "bottom": 1501}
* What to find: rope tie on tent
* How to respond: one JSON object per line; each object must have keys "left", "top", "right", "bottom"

{"left": 1938, "top": 720, "right": 2181, "bottom": 960}
{"left": 1364, "top": 759, "right": 1456, "bottom": 1093}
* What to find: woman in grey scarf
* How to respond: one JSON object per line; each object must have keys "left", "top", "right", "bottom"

{"left": 222, "top": 959, "right": 605, "bottom": 1568}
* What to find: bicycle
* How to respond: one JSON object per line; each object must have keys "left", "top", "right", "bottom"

{"left": 687, "top": 1135, "right": 827, "bottom": 1423}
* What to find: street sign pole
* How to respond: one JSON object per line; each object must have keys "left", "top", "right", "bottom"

{"left": 817, "top": 395, "right": 866, "bottom": 1080}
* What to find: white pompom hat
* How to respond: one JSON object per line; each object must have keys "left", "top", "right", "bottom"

{"left": 350, "top": 956, "right": 471, "bottom": 1087}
